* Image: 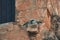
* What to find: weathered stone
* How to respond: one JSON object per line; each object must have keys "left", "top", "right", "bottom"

{"left": 1, "top": 0, "right": 60, "bottom": 40}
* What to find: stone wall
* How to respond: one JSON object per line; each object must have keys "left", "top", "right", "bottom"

{"left": 0, "top": 0, "right": 60, "bottom": 40}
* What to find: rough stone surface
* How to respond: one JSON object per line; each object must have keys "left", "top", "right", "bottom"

{"left": 0, "top": 22, "right": 29, "bottom": 40}
{"left": 0, "top": 0, "right": 60, "bottom": 40}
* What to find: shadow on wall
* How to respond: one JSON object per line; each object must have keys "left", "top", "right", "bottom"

{"left": 0, "top": 0, "right": 15, "bottom": 24}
